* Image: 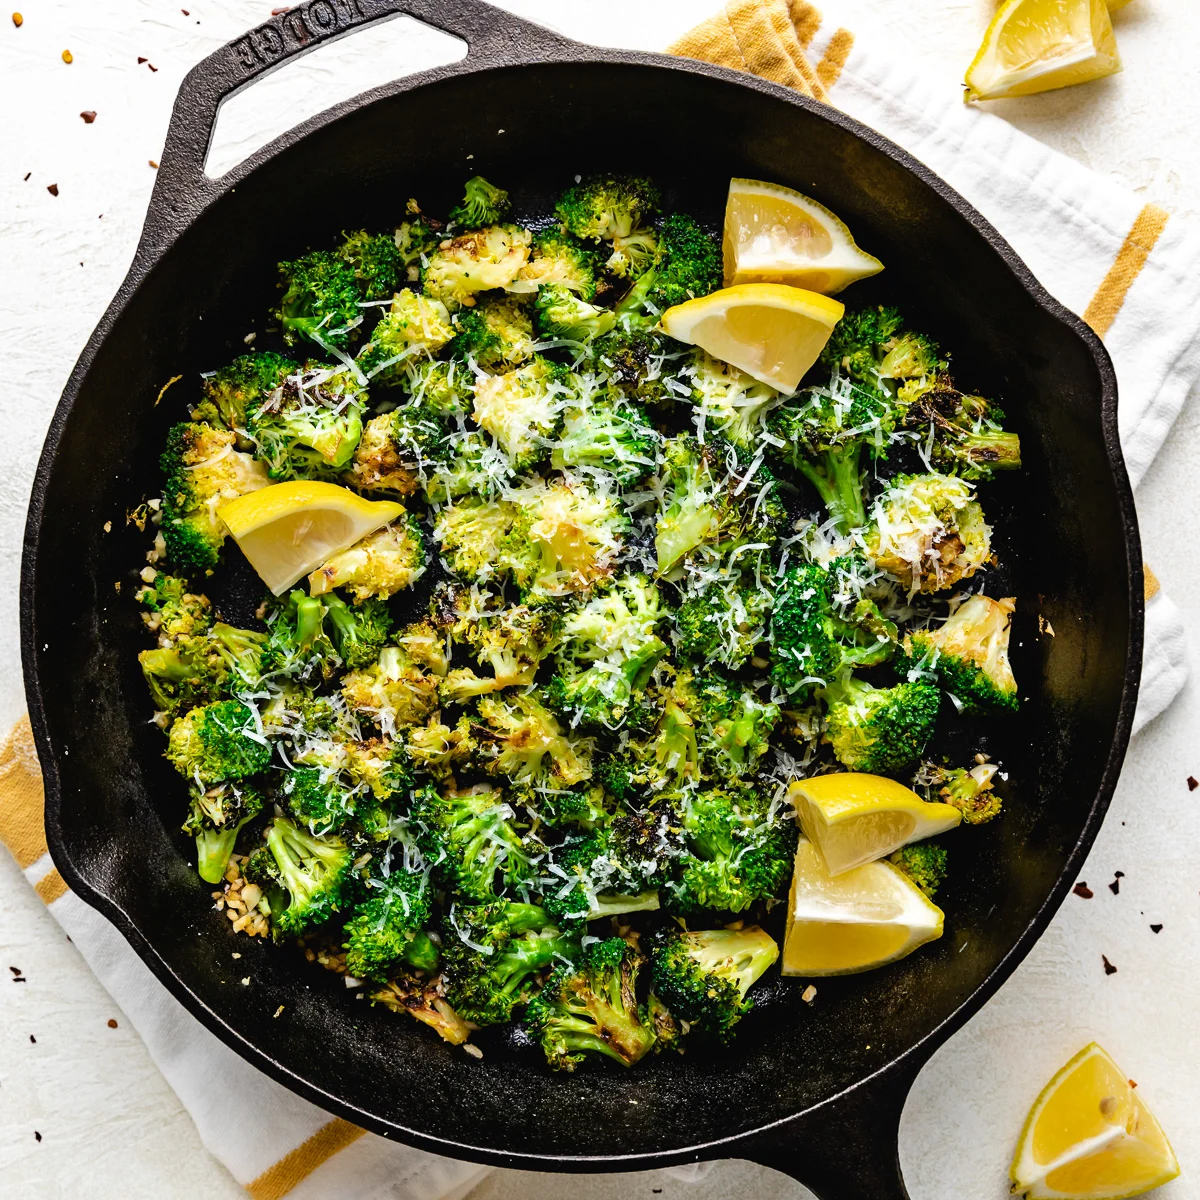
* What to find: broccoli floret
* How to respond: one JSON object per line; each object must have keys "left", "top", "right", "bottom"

{"left": 524, "top": 936, "right": 658, "bottom": 1071}
{"left": 769, "top": 564, "right": 897, "bottom": 697}
{"left": 411, "top": 783, "right": 539, "bottom": 902}
{"left": 321, "top": 593, "right": 392, "bottom": 670}
{"left": 674, "top": 670, "right": 780, "bottom": 778}
{"left": 531, "top": 785, "right": 613, "bottom": 831}
{"left": 928, "top": 761, "right": 1002, "bottom": 824}
{"left": 246, "top": 362, "right": 365, "bottom": 479}
{"left": 308, "top": 514, "right": 426, "bottom": 601}
{"left": 545, "top": 637, "right": 666, "bottom": 732}
{"left": 649, "top": 925, "right": 779, "bottom": 1041}
{"left": 139, "top": 621, "right": 267, "bottom": 717}
{"left": 539, "top": 821, "right": 665, "bottom": 925}
{"left": 471, "top": 356, "right": 573, "bottom": 470}
{"left": 865, "top": 472, "right": 992, "bottom": 595}
{"left": 394, "top": 208, "right": 442, "bottom": 273}
{"left": 591, "top": 328, "right": 677, "bottom": 408}
{"left": 343, "top": 412, "right": 421, "bottom": 496}
{"left": 509, "top": 228, "right": 603, "bottom": 300}
{"left": 616, "top": 213, "right": 722, "bottom": 322}
{"left": 356, "top": 291, "right": 455, "bottom": 384}
{"left": 684, "top": 352, "right": 785, "bottom": 453}
{"left": 421, "top": 224, "right": 532, "bottom": 309}
{"left": 396, "top": 358, "right": 474, "bottom": 419}
{"left": 263, "top": 816, "right": 354, "bottom": 935}
{"left": 818, "top": 305, "right": 906, "bottom": 381}
{"left": 277, "top": 249, "right": 362, "bottom": 350}
{"left": 549, "top": 393, "right": 659, "bottom": 486}
{"left": 822, "top": 673, "right": 940, "bottom": 774}
{"left": 671, "top": 784, "right": 795, "bottom": 914}
{"left": 605, "top": 227, "right": 658, "bottom": 280}
{"left": 475, "top": 692, "right": 592, "bottom": 788}
{"left": 136, "top": 572, "right": 213, "bottom": 640}
{"left": 182, "top": 781, "right": 265, "bottom": 884}
{"left": 673, "top": 579, "right": 770, "bottom": 671}
{"left": 337, "top": 228, "right": 403, "bottom": 301}
{"left": 403, "top": 715, "right": 478, "bottom": 781}
{"left": 438, "top": 599, "right": 562, "bottom": 701}
{"left": 260, "top": 590, "right": 338, "bottom": 683}
{"left": 555, "top": 175, "right": 661, "bottom": 243}
{"left": 534, "top": 284, "right": 617, "bottom": 344}
{"left": 900, "top": 379, "right": 1022, "bottom": 481}
{"left": 901, "top": 594, "right": 1017, "bottom": 715}
{"left": 449, "top": 176, "right": 512, "bottom": 231}
{"left": 654, "top": 435, "right": 785, "bottom": 575}
{"left": 279, "top": 764, "right": 359, "bottom": 833}
{"left": 166, "top": 700, "right": 271, "bottom": 785}
{"left": 343, "top": 869, "right": 435, "bottom": 981}
{"left": 448, "top": 294, "right": 535, "bottom": 368}
{"left": 768, "top": 370, "right": 903, "bottom": 533}
{"left": 890, "top": 842, "right": 948, "bottom": 897}
{"left": 159, "top": 422, "right": 268, "bottom": 572}
{"left": 340, "top": 645, "right": 439, "bottom": 732}
{"left": 193, "top": 351, "right": 296, "bottom": 433}
{"left": 441, "top": 901, "right": 579, "bottom": 1025}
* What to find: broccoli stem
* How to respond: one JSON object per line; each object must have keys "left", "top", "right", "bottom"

{"left": 795, "top": 442, "right": 867, "bottom": 533}
{"left": 196, "top": 827, "right": 238, "bottom": 885}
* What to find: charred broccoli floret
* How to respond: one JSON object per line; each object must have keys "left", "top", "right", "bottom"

{"left": 183, "top": 781, "right": 265, "bottom": 884}
{"left": 524, "top": 936, "right": 658, "bottom": 1070}
{"left": 901, "top": 594, "right": 1018, "bottom": 715}
{"left": 340, "top": 645, "right": 439, "bottom": 732}
{"left": 674, "top": 670, "right": 780, "bottom": 778}
{"left": 448, "top": 175, "right": 512, "bottom": 231}
{"left": 649, "top": 925, "right": 779, "bottom": 1041}
{"left": 260, "top": 590, "right": 338, "bottom": 683}
{"left": 166, "top": 700, "right": 271, "bottom": 785}
{"left": 927, "top": 761, "right": 1002, "bottom": 824}
{"left": 470, "top": 356, "right": 572, "bottom": 469}
{"left": 421, "top": 224, "right": 532, "bottom": 309}
{"left": 899, "top": 378, "right": 1022, "bottom": 481}
{"left": 890, "top": 841, "right": 948, "bottom": 897}
{"left": 822, "top": 673, "right": 940, "bottom": 774}
{"left": 159, "top": 422, "right": 268, "bottom": 572}
{"left": 449, "top": 294, "right": 536, "bottom": 368}
{"left": 321, "top": 593, "right": 392, "bottom": 671}
{"left": 820, "top": 305, "right": 941, "bottom": 384}
{"left": 357, "top": 290, "right": 455, "bottom": 383}
{"left": 138, "top": 621, "right": 267, "bottom": 718}
{"left": 865, "top": 472, "right": 992, "bottom": 595}
{"left": 308, "top": 515, "right": 426, "bottom": 602}
{"left": 549, "top": 392, "right": 659, "bottom": 486}
{"left": 509, "top": 229, "right": 602, "bottom": 300}
{"left": 193, "top": 351, "right": 296, "bottom": 433}
{"left": 475, "top": 692, "right": 592, "bottom": 788}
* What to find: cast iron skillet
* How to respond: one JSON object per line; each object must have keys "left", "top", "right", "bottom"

{"left": 21, "top": 1, "right": 1143, "bottom": 1194}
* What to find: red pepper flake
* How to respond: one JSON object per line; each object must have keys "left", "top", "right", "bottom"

{"left": 1150, "top": 923, "right": 1162, "bottom": 933}
{"left": 148, "top": 62, "right": 158, "bottom": 72}
{"left": 34, "top": 1131, "right": 42, "bottom": 1143}
{"left": 107, "top": 1018, "right": 118, "bottom": 1028}
{"left": 1102, "top": 954, "right": 1117, "bottom": 975}
{"left": 46, "top": 183, "right": 59, "bottom": 196}
{"left": 9, "top": 966, "right": 21, "bottom": 975}
{"left": 1109, "top": 871, "right": 1124, "bottom": 895}
{"left": 1129, "top": 1079, "right": 1138, "bottom": 1088}
{"left": 181, "top": 7, "right": 189, "bottom": 12}
{"left": 80, "top": 110, "right": 97, "bottom": 123}
{"left": 1073, "top": 882, "right": 1093, "bottom": 899}
{"left": 29, "top": 1034, "right": 36, "bottom": 1043}
{"left": 1188, "top": 776, "right": 1198, "bottom": 792}
{"left": 137, "top": 55, "right": 147, "bottom": 62}
{"left": 149, "top": 159, "right": 159, "bottom": 169}
{"left": 23, "top": 171, "right": 31, "bottom": 180}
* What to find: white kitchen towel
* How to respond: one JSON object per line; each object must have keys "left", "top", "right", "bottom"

{"left": 2, "top": 2, "right": 1195, "bottom": 1198}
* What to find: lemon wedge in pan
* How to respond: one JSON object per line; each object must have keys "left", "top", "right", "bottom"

{"left": 660, "top": 283, "right": 843, "bottom": 392}
{"left": 781, "top": 839, "right": 944, "bottom": 976}
{"left": 1010, "top": 1043, "right": 1179, "bottom": 1200}
{"left": 218, "top": 481, "right": 402, "bottom": 595}
{"left": 965, "top": 0, "right": 1120, "bottom": 102}
{"left": 723, "top": 178, "right": 884, "bottom": 294}
{"left": 787, "top": 773, "right": 961, "bottom": 876}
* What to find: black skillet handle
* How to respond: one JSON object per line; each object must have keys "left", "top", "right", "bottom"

{"left": 143, "top": 0, "right": 574, "bottom": 252}
{"left": 738, "top": 1059, "right": 925, "bottom": 1199}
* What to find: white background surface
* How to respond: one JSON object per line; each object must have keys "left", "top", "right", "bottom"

{"left": 2, "top": 1, "right": 1199, "bottom": 1197}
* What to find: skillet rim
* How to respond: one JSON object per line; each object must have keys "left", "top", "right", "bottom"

{"left": 20, "top": 40, "right": 1143, "bottom": 1171}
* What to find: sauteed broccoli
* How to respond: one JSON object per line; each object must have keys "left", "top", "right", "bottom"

{"left": 134, "top": 173, "right": 1021, "bottom": 1070}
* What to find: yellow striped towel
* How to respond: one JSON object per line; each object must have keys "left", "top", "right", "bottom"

{"left": 0, "top": 2, "right": 1192, "bottom": 1197}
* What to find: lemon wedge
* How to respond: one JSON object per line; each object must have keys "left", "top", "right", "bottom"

{"left": 965, "top": 0, "right": 1120, "bottom": 102}
{"left": 723, "top": 178, "right": 884, "bottom": 294}
{"left": 781, "top": 839, "right": 943, "bottom": 976}
{"left": 218, "top": 481, "right": 403, "bottom": 595}
{"left": 787, "top": 774, "right": 961, "bottom": 876}
{"left": 660, "top": 283, "right": 843, "bottom": 392}
{"left": 1010, "top": 1043, "right": 1179, "bottom": 1199}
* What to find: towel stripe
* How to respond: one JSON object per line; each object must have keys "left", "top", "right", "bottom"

{"left": 1082, "top": 204, "right": 1170, "bottom": 338}
{"left": 247, "top": 1118, "right": 366, "bottom": 1200}
{"left": 815, "top": 28, "right": 854, "bottom": 90}
{"left": 1144, "top": 562, "right": 1160, "bottom": 602}
{"left": 35, "top": 866, "right": 68, "bottom": 904}
{"left": 788, "top": 0, "right": 822, "bottom": 47}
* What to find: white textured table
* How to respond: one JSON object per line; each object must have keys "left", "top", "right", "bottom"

{"left": 1, "top": 2, "right": 1197, "bottom": 1197}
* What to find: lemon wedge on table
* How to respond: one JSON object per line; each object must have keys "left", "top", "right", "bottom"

{"left": 660, "top": 283, "right": 843, "bottom": 392}
{"left": 723, "top": 178, "right": 884, "bottom": 294}
{"left": 1010, "top": 1043, "right": 1179, "bottom": 1200}
{"left": 782, "top": 839, "right": 943, "bottom": 976}
{"left": 965, "top": 0, "right": 1120, "bottom": 103}
{"left": 218, "top": 481, "right": 402, "bottom": 595}
{"left": 787, "top": 774, "right": 961, "bottom": 876}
